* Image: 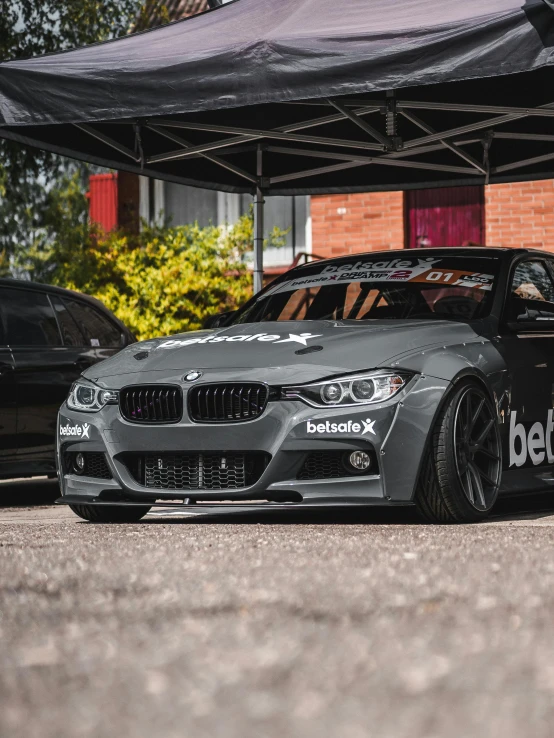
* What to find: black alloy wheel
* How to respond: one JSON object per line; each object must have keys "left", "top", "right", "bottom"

{"left": 416, "top": 381, "right": 502, "bottom": 523}
{"left": 453, "top": 386, "right": 502, "bottom": 512}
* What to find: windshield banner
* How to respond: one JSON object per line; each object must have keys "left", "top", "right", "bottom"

{"left": 264, "top": 258, "right": 494, "bottom": 297}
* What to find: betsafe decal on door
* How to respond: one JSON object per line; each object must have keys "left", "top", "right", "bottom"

{"left": 509, "top": 410, "right": 554, "bottom": 467}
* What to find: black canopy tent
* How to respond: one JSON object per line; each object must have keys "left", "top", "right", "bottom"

{"left": 0, "top": 0, "right": 553, "bottom": 291}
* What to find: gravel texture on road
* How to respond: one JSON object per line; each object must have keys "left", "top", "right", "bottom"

{"left": 1, "top": 484, "right": 554, "bottom": 738}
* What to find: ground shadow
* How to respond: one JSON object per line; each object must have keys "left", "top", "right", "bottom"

{"left": 142, "top": 506, "right": 421, "bottom": 526}
{"left": 2, "top": 476, "right": 554, "bottom": 525}
{"left": 141, "top": 491, "right": 554, "bottom": 526}
{"left": 0, "top": 478, "right": 60, "bottom": 508}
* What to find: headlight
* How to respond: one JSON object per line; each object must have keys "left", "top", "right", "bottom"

{"left": 67, "top": 381, "right": 119, "bottom": 413}
{"left": 281, "top": 370, "right": 413, "bottom": 407}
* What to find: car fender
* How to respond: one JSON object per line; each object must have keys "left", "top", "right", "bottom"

{"left": 381, "top": 340, "right": 510, "bottom": 502}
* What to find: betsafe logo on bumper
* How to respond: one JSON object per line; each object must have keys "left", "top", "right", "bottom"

{"left": 59, "top": 423, "right": 90, "bottom": 439}
{"left": 307, "top": 419, "right": 376, "bottom": 436}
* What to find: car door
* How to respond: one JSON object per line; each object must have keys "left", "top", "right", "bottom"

{"left": 497, "top": 258, "right": 554, "bottom": 491}
{"left": 0, "top": 293, "right": 17, "bottom": 464}
{"left": 1, "top": 286, "right": 93, "bottom": 466}
{"left": 49, "top": 295, "right": 98, "bottom": 373}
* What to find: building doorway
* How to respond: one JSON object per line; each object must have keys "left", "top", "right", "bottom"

{"left": 405, "top": 186, "right": 485, "bottom": 248}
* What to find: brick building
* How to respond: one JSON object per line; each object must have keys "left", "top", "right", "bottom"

{"left": 92, "top": 1, "right": 554, "bottom": 269}
{"left": 311, "top": 180, "right": 554, "bottom": 259}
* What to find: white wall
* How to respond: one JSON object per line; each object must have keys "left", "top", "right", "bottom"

{"left": 139, "top": 178, "right": 312, "bottom": 268}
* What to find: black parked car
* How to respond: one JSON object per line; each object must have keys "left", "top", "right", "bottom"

{"left": 0, "top": 279, "right": 135, "bottom": 479}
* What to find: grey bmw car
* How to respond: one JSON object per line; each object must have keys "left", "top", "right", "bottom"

{"left": 56, "top": 247, "right": 554, "bottom": 523}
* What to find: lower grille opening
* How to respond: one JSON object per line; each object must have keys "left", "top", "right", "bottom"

{"left": 64, "top": 452, "right": 112, "bottom": 479}
{"left": 123, "top": 452, "right": 270, "bottom": 490}
{"left": 297, "top": 450, "right": 377, "bottom": 480}
{"left": 97, "top": 491, "right": 135, "bottom": 502}
{"left": 266, "top": 490, "right": 303, "bottom": 503}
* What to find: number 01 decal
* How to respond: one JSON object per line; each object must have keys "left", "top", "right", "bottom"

{"left": 410, "top": 269, "right": 494, "bottom": 289}
{"left": 426, "top": 271, "right": 454, "bottom": 282}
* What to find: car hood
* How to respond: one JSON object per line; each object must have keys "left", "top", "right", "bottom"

{"left": 84, "top": 319, "right": 480, "bottom": 387}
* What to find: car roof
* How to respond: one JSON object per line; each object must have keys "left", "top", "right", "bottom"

{"left": 0, "top": 277, "right": 130, "bottom": 333}
{"left": 296, "top": 246, "right": 547, "bottom": 270}
{"left": 0, "top": 277, "right": 101, "bottom": 304}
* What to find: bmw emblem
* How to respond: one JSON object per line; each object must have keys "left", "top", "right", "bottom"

{"left": 184, "top": 370, "right": 202, "bottom": 382}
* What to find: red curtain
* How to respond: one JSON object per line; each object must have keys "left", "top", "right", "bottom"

{"left": 406, "top": 186, "right": 484, "bottom": 249}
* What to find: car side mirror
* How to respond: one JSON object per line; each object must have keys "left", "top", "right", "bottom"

{"left": 203, "top": 310, "right": 236, "bottom": 329}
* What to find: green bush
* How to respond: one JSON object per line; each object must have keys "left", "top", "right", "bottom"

{"left": 58, "top": 217, "right": 285, "bottom": 341}
{"left": 15, "top": 171, "right": 287, "bottom": 340}
{"left": 66, "top": 221, "right": 255, "bottom": 340}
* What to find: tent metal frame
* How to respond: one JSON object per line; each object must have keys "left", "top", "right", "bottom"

{"left": 26, "top": 93, "right": 554, "bottom": 289}
{"left": 70, "top": 96, "right": 554, "bottom": 182}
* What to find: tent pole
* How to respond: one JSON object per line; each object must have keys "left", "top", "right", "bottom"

{"left": 253, "top": 145, "right": 264, "bottom": 294}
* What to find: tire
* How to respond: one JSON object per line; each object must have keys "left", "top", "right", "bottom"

{"left": 415, "top": 380, "right": 502, "bottom": 523}
{"left": 68, "top": 504, "right": 151, "bottom": 523}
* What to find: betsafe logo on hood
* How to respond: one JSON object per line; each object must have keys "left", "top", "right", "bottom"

{"left": 158, "top": 333, "right": 323, "bottom": 349}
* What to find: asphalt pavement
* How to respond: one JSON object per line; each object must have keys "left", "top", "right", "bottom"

{"left": 1, "top": 479, "right": 554, "bottom": 738}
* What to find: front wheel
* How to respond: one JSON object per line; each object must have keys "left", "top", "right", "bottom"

{"left": 415, "top": 381, "right": 502, "bottom": 523}
{"left": 69, "top": 504, "right": 151, "bottom": 523}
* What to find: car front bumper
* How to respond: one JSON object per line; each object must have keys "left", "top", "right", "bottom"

{"left": 56, "top": 374, "right": 449, "bottom": 508}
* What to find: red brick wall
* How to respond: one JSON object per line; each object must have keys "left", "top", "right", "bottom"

{"left": 311, "top": 192, "right": 404, "bottom": 258}
{"left": 485, "top": 180, "right": 554, "bottom": 252}
{"left": 311, "top": 181, "right": 554, "bottom": 256}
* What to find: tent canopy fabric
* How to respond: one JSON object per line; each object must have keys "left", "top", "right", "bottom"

{"left": 0, "top": 0, "right": 553, "bottom": 195}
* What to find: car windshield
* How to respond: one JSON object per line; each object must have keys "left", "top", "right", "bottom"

{"left": 234, "top": 254, "right": 500, "bottom": 324}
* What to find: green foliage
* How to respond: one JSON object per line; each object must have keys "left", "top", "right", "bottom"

{"left": 29, "top": 204, "right": 284, "bottom": 341}
{"left": 133, "top": 0, "right": 171, "bottom": 30}
{"left": 54, "top": 217, "right": 254, "bottom": 341}
{"left": 12, "top": 170, "right": 288, "bottom": 341}
{"left": 15, "top": 171, "right": 91, "bottom": 280}
{"left": 0, "top": 0, "right": 288, "bottom": 340}
{"left": 0, "top": 1, "right": 144, "bottom": 60}
{"left": 0, "top": 0, "right": 145, "bottom": 264}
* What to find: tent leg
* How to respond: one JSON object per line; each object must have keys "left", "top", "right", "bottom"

{"left": 253, "top": 146, "right": 264, "bottom": 294}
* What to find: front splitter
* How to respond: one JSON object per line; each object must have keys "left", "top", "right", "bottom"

{"left": 56, "top": 495, "right": 412, "bottom": 510}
